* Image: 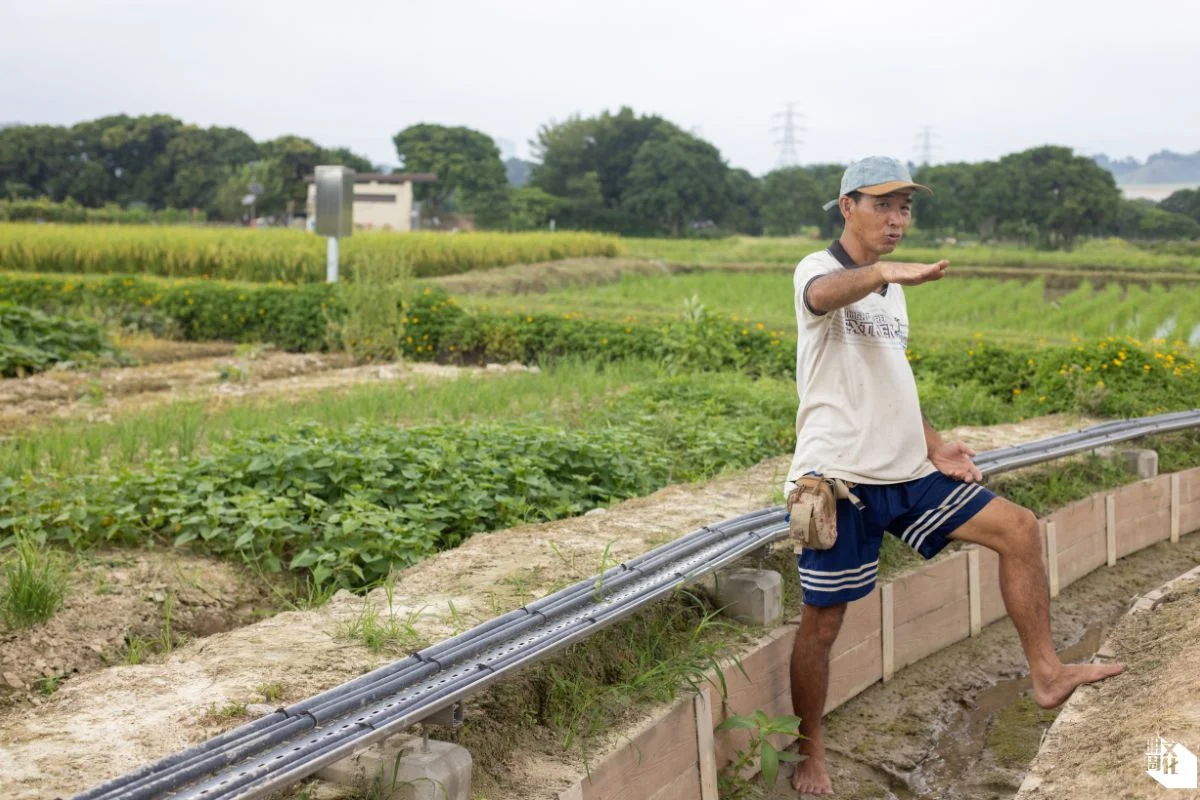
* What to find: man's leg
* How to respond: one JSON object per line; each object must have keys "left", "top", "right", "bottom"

{"left": 790, "top": 601, "right": 846, "bottom": 795}
{"left": 950, "top": 496, "right": 1124, "bottom": 708}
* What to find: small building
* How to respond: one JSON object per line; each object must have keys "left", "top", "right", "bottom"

{"left": 305, "top": 172, "right": 436, "bottom": 232}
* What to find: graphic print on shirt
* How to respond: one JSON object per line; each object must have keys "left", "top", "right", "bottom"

{"left": 829, "top": 306, "right": 908, "bottom": 350}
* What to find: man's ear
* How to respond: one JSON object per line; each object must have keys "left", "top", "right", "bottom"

{"left": 838, "top": 195, "right": 856, "bottom": 219}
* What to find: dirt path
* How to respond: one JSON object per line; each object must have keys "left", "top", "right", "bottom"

{"left": 0, "top": 346, "right": 529, "bottom": 434}
{"left": 0, "top": 413, "right": 1112, "bottom": 799}
{"left": 1015, "top": 569, "right": 1200, "bottom": 800}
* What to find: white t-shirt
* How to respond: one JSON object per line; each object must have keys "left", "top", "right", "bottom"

{"left": 784, "top": 243, "right": 935, "bottom": 490}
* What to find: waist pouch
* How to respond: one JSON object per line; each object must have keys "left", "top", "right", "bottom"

{"left": 785, "top": 474, "right": 864, "bottom": 553}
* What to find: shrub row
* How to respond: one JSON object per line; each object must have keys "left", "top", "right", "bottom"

{"left": 5, "top": 271, "right": 1196, "bottom": 420}
{"left": 0, "top": 302, "right": 129, "bottom": 377}
{"left": 0, "top": 199, "right": 202, "bottom": 225}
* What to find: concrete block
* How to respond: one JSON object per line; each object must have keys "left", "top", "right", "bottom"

{"left": 317, "top": 734, "right": 471, "bottom": 800}
{"left": 715, "top": 569, "right": 782, "bottom": 627}
{"left": 1120, "top": 448, "right": 1158, "bottom": 479}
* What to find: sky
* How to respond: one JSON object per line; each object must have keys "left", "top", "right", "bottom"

{"left": 2, "top": 0, "right": 1198, "bottom": 176}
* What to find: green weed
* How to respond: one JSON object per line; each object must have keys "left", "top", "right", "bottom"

{"left": 0, "top": 536, "right": 68, "bottom": 628}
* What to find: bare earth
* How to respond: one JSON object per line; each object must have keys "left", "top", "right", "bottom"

{"left": 0, "top": 551, "right": 271, "bottom": 703}
{"left": 1015, "top": 571, "right": 1200, "bottom": 800}
{"left": 0, "top": 413, "right": 1146, "bottom": 799}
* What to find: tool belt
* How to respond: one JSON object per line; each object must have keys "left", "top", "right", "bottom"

{"left": 785, "top": 474, "right": 864, "bottom": 553}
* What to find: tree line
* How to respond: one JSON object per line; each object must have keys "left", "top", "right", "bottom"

{"left": 4, "top": 110, "right": 1200, "bottom": 245}
{"left": 0, "top": 114, "right": 373, "bottom": 220}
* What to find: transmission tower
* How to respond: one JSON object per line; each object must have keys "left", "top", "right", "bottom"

{"left": 914, "top": 125, "right": 940, "bottom": 166}
{"left": 771, "top": 103, "right": 805, "bottom": 169}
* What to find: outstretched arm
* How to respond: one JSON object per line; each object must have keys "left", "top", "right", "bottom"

{"left": 805, "top": 260, "right": 949, "bottom": 315}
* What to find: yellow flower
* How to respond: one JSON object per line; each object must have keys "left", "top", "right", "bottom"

{"left": 1012, "top": 387, "right": 1022, "bottom": 396}
{"left": 1038, "top": 395, "right": 1046, "bottom": 402}
{"left": 756, "top": 322, "right": 765, "bottom": 330}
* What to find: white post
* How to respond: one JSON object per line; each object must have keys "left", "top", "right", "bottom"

{"left": 326, "top": 236, "right": 339, "bottom": 283}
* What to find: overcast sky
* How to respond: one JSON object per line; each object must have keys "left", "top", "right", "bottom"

{"left": 2, "top": 0, "right": 1197, "bottom": 175}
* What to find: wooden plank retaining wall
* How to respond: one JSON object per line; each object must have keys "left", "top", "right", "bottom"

{"left": 558, "top": 466, "right": 1200, "bottom": 800}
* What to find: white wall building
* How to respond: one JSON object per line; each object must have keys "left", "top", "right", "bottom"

{"left": 305, "top": 172, "right": 435, "bottom": 232}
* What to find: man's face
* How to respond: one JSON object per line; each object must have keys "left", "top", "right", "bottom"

{"left": 842, "top": 191, "right": 913, "bottom": 254}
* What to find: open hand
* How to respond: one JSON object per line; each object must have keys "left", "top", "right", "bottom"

{"left": 879, "top": 260, "right": 949, "bottom": 286}
{"left": 930, "top": 440, "right": 982, "bottom": 483}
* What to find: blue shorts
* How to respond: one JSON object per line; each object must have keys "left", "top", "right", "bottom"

{"left": 796, "top": 471, "right": 996, "bottom": 607}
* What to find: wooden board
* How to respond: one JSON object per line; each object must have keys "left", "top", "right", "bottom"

{"left": 579, "top": 695, "right": 700, "bottom": 800}
{"left": 1045, "top": 522, "right": 1059, "bottom": 598}
{"left": 1172, "top": 473, "right": 1182, "bottom": 543}
{"left": 1178, "top": 467, "right": 1200, "bottom": 535}
{"left": 1106, "top": 494, "right": 1117, "bottom": 567}
{"left": 967, "top": 548, "right": 982, "bottom": 636}
{"left": 892, "top": 552, "right": 970, "bottom": 669}
{"left": 1049, "top": 496, "right": 1108, "bottom": 590}
{"left": 973, "top": 544, "right": 1007, "bottom": 627}
{"left": 712, "top": 629, "right": 797, "bottom": 768}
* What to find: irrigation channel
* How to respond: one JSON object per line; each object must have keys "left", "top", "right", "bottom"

{"left": 76, "top": 410, "right": 1200, "bottom": 800}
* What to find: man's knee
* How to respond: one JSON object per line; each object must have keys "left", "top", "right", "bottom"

{"left": 798, "top": 602, "right": 847, "bottom": 648}
{"left": 1006, "top": 505, "right": 1042, "bottom": 558}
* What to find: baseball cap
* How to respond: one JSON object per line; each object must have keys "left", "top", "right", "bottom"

{"left": 822, "top": 156, "right": 932, "bottom": 211}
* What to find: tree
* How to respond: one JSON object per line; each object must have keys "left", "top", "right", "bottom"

{"left": 392, "top": 124, "right": 506, "bottom": 212}
{"left": 213, "top": 160, "right": 289, "bottom": 221}
{"left": 991, "top": 146, "right": 1120, "bottom": 248}
{"left": 1161, "top": 188, "right": 1200, "bottom": 224}
{"left": 508, "top": 187, "right": 568, "bottom": 230}
{"left": 912, "top": 162, "right": 981, "bottom": 236}
{"left": 803, "top": 164, "right": 846, "bottom": 238}
{"left": 760, "top": 168, "right": 822, "bottom": 236}
{"left": 161, "top": 126, "right": 258, "bottom": 212}
{"left": 1117, "top": 198, "right": 1200, "bottom": 239}
{"left": 722, "top": 168, "right": 763, "bottom": 235}
{"left": 621, "top": 132, "right": 730, "bottom": 236}
{"left": 322, "top": 146, "right": 373, "bottom": 174}
{"left": 0, "top": 124, "right": 74, "bottom": 200}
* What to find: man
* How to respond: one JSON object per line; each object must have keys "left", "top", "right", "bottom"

{"left": 785, "top": 156, "right": 1125, "bottom": 796}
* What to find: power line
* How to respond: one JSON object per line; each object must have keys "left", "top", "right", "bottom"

{"left": 914, "top": 125, "right": 940, "bottom": 167}
{"left": 771, "top": 103, "right": 805, "bottom": 169}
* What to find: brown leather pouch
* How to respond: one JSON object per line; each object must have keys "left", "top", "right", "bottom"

{"left": 786, "top": 475, "right": 862, "bottom": 553}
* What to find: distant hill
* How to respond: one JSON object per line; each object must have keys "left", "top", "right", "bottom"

{"left": 505, "top": 157, "right": 533, "bottom": 187}
{"left": 1094, "top": 150, "right": 1200, "bottom": 184}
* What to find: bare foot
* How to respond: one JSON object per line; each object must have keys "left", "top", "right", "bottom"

{"left": 791, "top": 742, "right": 833, "bottom": 795}
{"left": 1032, "top": 661, "right": 1126, "bottom": 708}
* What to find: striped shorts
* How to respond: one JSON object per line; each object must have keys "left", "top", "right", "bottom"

{"left": 795, "top": 471, "right": 996, "bottom": 607}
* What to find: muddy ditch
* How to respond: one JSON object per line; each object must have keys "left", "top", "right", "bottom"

{"left": 766, "top": 531, "right": 1200, "bottom": 800}
{"left": 1016, "top": 572, "right": 1200, "bottom": 799}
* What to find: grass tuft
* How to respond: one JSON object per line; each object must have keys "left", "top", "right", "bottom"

{"left": 0, "top": 536, "right": 67, "bottom": 628}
